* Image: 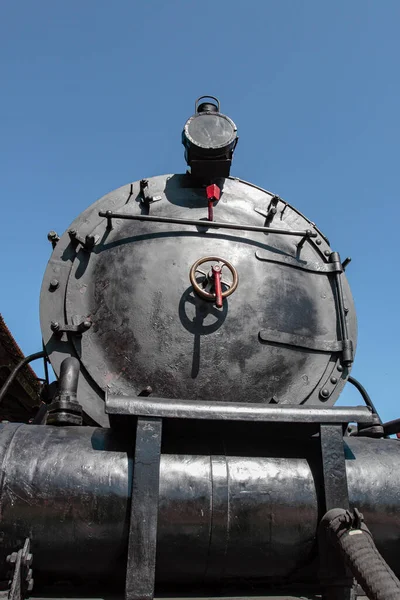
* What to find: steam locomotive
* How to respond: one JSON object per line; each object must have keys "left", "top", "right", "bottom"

{"left": 1, "top": 97, "right": 400, "bottom": 600}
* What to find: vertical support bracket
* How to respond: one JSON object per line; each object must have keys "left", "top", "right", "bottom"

{"left": 320, "top": 424, "right": 349, "bottom": 512}
{"left": 319, "top": 424, "right": 355, "bottom": 600}
{"left": 125, "top": 417, "right": 162, "bottom": 600}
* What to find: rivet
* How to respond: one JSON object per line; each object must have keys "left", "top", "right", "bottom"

{"left": 81, "top": 320, "right": 92, "bottom": 332}
{"left": 330, "top": 376, "right": 338, "bottom": 384}
{"left": 316, "top": 238, "right": 322, "bottom": 245}
{"left": 49, "top": 279, "right": 59, "bottom": 291}
{"left": 324, "top": 250, "right": 330, "bottom": 257}
{"left": 344, "top": 306, "right": 349, "bottom": 313}
{"left": 320, "top": 388, "right": 330, "bottom": 399}
{"left": 47, "top": 230, "right": 60, "bottom": 249}
{"left": 50, "top": 321, "right": 60, "bottom": 333}
{"left": 337, "top": 364, "right": 343, "bottom": 372}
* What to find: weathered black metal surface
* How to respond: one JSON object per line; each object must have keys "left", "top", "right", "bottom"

{"left": 40, "top": 175, "right": 357, "bottom": 425}
{"left": 0, "top": 424, "right": 399, "bottom": 591}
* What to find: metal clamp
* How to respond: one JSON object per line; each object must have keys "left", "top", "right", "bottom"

{"left": 139, "top": 179, "right": 162, "bottom": 209}
{"left": 68, "top": 229, "right": 98, "bottom": 251}
{"left": 50, "top": 319, "right": 92, "bottom": 337}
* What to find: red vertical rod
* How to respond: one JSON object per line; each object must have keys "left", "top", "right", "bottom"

{"left": 208, "top": 200, "right": 214, "bottom": 221}
{"left": 212, "top": 265, "right": 223, "bottom": 308}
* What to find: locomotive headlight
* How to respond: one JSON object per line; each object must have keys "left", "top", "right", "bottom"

{"left": 182, "top": 96, "right": 238, "bottom": 180}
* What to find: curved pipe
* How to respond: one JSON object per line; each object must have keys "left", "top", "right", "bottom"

{"left": 58, "top": 357, "right": 80, "bottom": 401}
{"left": 348, "top": 376, "right": 382, "bottom": 424}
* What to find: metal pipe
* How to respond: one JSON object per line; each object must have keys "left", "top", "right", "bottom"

{"left": 0, "top": 424, "right": 399, "bottom": 590}
{"left": 42, "top": 341, "right": 50, "bottom": 386}
{"left": 0, "top": 350, "right": 45, "bottom": 405}
{"left": 382, "top": 418, "right": 400, "bottom": 436}
{"left": 106, "top": 395, "right": 375, "bottom": 424}
{"left": 98, "top": 210, "right": 318, "bottom": 237}
{"left": 57, "top": 356, "right": 79, "bottom": 401}
{"left": 348, "top": 375, "right": 382, "bottom": 424}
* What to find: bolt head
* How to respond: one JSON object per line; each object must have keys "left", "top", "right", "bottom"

{"left": 47, "top": 230, "right": 58, "bottom": 241}
{"left": 81, "top": 320, "right": 92, "bottom": 331}
{"left": 85, "top": 235, "right": 96, "bottom": 249}
{"left": 316, "top": 238, "right": 322, "bottom": 245}
{"left": 320, "top": 388, "right": 330, "bottom": 399}
{"left": 324, "top": 250, "right": 330, "bottom": 257}
{"left": 7, "top": 552, "right": 17, "bottom": 564}
{"left": 330, "top": 376, "right": 338, "bottom": 384}
{"left": 337, "top": 364, "right": 344, "bottom": 372}
{"left": 50, "top": 321, "right": 60, "bottom": 332}
{"left": 49, "top": 279, "right": 59, "bottom": 291}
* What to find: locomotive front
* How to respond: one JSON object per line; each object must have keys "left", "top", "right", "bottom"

{"left": 0, "top": 97, "right": 399, "bottom": 600}
{"left": 40, "top": 95, "right": 357, "bottom": 425}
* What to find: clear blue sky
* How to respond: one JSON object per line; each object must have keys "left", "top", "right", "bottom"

{"left": 1, "top": 1, "right": 399, "bottom": 421}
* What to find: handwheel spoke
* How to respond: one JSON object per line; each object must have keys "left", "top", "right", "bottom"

{"left": 209, "top": 305, "right": 223, "bottom": 317}
{"left": 196, "top": 268, "right": 208, "bottom": 277}
{"left": 221, "top": 279, "right": 232, "bottom": 289}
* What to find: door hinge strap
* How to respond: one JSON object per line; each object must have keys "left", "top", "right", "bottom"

{"left": 259, "top": 328, "right": 351, "bottom": 353}
{"left": 255, "top": 250, "right": 343, "bottom": 274}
